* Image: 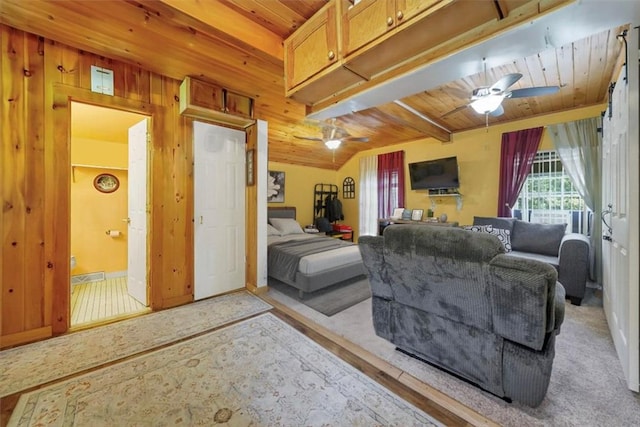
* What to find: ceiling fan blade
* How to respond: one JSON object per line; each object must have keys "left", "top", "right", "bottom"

{"left": 441, "top": 105, "right": 469, "bottom": 118}
{"left": 490, "top": 104, "right": 504, "bottom": 117}
{"left": 490, "top": 73, "right": 523, "bottom": 93}
{"left": 509, "top": 86, "right": 560, "bottom": 98}
{"left": 294, "top": 135, "right": 323, "bottom": 142}
{"left": 344, "top": 136, "right": 369, "bottom": 143}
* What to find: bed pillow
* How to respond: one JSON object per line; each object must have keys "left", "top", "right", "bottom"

{"left": 267, "top": 223, "right": 281, "bottom": 236}
{"left": 463, "top": 224, "right": 512, "bottom": 252}
{"left": 269, "top": 218, "right": 304, "bottom": 235}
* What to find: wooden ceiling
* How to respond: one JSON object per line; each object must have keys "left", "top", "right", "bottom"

{"left": 0, "top": 0, "right": 629, "bottom": 170}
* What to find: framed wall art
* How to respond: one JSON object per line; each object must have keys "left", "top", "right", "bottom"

{"left": 267, "top": 170, "right": 285, "bottom": 202}
{"left": 93, "top": 173, "right": 120, "bottom": 193}
{"left": 246, "top": 149, "right": 255, "bottom": 186}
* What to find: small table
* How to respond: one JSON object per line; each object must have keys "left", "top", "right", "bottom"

{"left": 326, "top": 230, "right": 353, "bottom": 242}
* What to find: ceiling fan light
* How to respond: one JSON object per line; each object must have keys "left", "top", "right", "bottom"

{"left": 325, "top": 139, "right": 341, "bottom": 150}
{"left": 470, "top": 95, "right": 504, "bottom": 114}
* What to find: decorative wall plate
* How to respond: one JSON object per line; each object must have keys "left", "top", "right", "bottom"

{"left": 93, "top": 173, "right": 120, "bottom": 193}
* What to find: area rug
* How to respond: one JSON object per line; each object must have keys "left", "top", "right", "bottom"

{"left": 269, "top": 275, "right": 371, "bottom": 316}
{"left": 0, "top": 291, "right": 272, "bottom": 397}
{"left": 273, "top": 287, "right": 640, "bottom": 427}
{"left": 8, "top": 313, "right": 442, "bottom": 427}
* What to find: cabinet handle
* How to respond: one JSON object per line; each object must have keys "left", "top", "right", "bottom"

{"left": 327, "top": 50, "right": 335, "bottom": 60}
{"left": 386, "top": 16, "right": 394, "bottom": 26}
{"left": 397, "top": 10, "right": 404, "bottom": 20}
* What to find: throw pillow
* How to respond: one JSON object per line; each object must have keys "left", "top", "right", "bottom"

{"left": 473, "top": 216, "right": 516, "bottom": 234}
{"left": 510, "top": 220, "right": 566, "bottom": 256}
{"left": 267, "top": 223, "right": 281, "bottom": 236}
{"left": 463, "top": 224, "right": 512, "bottom": 252}
{"left": 269, "top": 218, "right": 304, "bottom": 235}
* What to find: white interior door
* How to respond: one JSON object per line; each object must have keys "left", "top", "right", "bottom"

{"left": 194, "top": 121, "right": 246, "bottom": 300}
{"left": 127, "top": 119, "right": 149, "bottom": 305}
{"left": 601, "top": 37, "right": 639, "bottom": 392}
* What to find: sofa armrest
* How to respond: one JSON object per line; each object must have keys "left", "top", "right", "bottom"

{"left": 489, "top": 254, "right": 559, "bottom": 351}
{"left": 552, "top": 283, "right": 566, "bottom": 334}
{"left": 558, "top": 233, "right": 590, "bottom": 302}
{"left": 358, "top": 236, "right": 393, "bottom": 300}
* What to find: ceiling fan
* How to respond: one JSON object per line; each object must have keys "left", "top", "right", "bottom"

{"left": 294, "top": 118, "right": 369, "bottom": 150}
{"left": 443, "top": 72, "right": 560, "bottom": 118}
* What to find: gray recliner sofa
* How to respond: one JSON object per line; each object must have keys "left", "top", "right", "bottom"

{"left": 359, "top": 225, "right": 565, "bottom": 407}
{"left": 473, "top": 216, "right": 590, "bottom": 305}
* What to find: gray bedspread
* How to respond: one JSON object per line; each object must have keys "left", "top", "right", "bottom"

{"left": 268, "top": 237, "right": 354, "bottom": 283}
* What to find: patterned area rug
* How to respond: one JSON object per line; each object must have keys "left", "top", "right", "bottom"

{"left": 0, "top": 291, "right": 272, "bottom": 397}
{"left": 9, "top": 313, "right": 442, "bottom": 427}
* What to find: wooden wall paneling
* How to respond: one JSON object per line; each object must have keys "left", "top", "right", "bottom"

{"left": 24, "top": 29, "right": 46, "bottom": 331}
{"left": 157, "top": 77, "right": 194, "bottom": 308}
{"left": 0, "top": 26, "right": 4, "bottom": 338}
{"left": 42, "top": 37, "right": 65, "bottom": 338}
{"left": 149, "top": 74, "right": 165, "bottom": 310}
{"left": 50, "top": 84, "right": 71, "bottom": 334}
{"left": 245, "top": 124, "right": 258, "bottom": 293}
{"left": 1, "top": 26, "right": 27, "bottom": 336}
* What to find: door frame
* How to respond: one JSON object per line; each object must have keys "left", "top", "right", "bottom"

{"left": 52, "top": 84, "right": 157, "bottom": 333}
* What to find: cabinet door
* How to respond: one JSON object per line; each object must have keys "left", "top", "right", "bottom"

{"left": 284, "top": 2, "right": 339, "bottom": 89}
{"left": 342, "top": 0, "right": 396, "bottom": 56}
{"left": 186, "top": 78, "right": 224, "bottom": 113}
{"left": 395, "top": 0, "right": 443, "bottom": 26}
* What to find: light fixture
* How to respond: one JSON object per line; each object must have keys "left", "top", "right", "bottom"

{"left": 470, "top": 94, "right": 504, "bottom": 114}
{"left": 324, "top": 139, "right": 341, "bottom": 150}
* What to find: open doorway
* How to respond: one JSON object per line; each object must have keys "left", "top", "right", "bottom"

{"left": 69, "top": 102, "right": 150, "bottom": 328}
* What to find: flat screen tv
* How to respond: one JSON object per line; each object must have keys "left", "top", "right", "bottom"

{"left": 408, "top": 156, "right": 460, "bottom": 190}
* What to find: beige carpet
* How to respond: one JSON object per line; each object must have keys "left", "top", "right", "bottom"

{"left": 0, "top": 291, "right": 271, "bottom": 397}
{"left": 9, "top": 313, "right": 442, "bottom": 427}
{"left": 267, "top": 286, "right": 640, "bottom": 426}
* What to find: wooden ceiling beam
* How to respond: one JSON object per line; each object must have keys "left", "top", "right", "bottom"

{"left": 374, "top": 103, "right": 451, "bottom": 143}
{"left": 157, "top": 0, "right": 284, "bottom": 64}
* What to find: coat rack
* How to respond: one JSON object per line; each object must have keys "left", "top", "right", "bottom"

{"left": 313, "top": 183, "right": 339, "bottom": 220}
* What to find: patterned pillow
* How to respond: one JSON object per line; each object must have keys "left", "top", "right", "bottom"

{"left": 463, "top": 224, "right": 512, "bottom": 252}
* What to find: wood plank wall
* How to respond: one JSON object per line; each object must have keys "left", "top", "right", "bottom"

{"left": 0, "top": 24, "right": 255, "bottom": 347}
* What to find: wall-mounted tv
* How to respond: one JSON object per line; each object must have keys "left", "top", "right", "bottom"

{"left": 408, "top": 156, "right": 460, "bottom": 190}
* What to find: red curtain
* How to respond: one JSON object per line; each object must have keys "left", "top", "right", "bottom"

{"left": 497, "top": 127, "right": 544, "bottom": 217}
{"left": 378, "top": 151, "right": 405, "bottom": 218}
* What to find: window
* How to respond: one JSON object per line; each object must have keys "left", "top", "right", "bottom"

{"left": 514, "top": 151, "right": 589, "bottom": 234}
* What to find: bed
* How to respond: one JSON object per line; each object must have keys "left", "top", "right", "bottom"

{"left": 267, "top": 207, "right": 365, "bottom": 298}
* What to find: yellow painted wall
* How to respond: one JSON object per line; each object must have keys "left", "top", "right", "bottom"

{"left": 267, "top": 161, "right": 337, "bottom": 227}
{"left": 71, "top": 137, "right": 128, "bottom": 275}
{"left": 337, "top": 105, "right": 605, "bottom": 240}
{"left": 72, "top": 137, "right": 128, "bottom": 169}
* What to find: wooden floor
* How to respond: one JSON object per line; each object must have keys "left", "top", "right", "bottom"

{"left": 71, "top": 276, "right": 148, "bottom": 327}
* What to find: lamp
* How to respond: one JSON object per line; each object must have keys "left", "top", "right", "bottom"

{"left": 324, "top": 139, "right": 341, "bottom": 150}
{"left": 470, "top": 94, "right": 504, "bottom": 114}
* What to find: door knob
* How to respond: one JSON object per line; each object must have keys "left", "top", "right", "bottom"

{"left": 122, "top": 218, "right": 131, "bottom": 225}
{"left": 200, "top": 216, "right": 203, "bottom": 224}
{"left": 386, "top": 16, "right": 394, "bottom": 26}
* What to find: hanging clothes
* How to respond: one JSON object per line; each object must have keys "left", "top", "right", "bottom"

{"left": 324, "top": 195, "right": 343, "bottom": 222}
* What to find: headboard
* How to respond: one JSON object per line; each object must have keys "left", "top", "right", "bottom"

{"left": 268, "top": 206, "right": 296, "bottom": 220}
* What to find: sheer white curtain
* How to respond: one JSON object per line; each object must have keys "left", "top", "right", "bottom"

{"left": 549, "top": 116, "right": 602, "bottom": 283}
{"left": 359, "top": 155, "right": 379, "bottom": 237}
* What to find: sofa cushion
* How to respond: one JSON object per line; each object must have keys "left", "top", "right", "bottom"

{"left": 463, "top": 224, "right": 512, "bottom": 252}
{"left": 508, "top": 250, "right": 559, "bottom": 269}
{"left": 511, "top": 220, "right": 566, "bottom": 256}
{"left": 473, "top": 216, "right": 516, "bottom": 234}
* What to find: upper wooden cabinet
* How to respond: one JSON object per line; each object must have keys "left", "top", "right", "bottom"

{"left": 284, "top": 0, "right": 572, "bottom": 107}
{"left": 343, "top": 0, "right": 499, "bottom": 79}
{"left": 342, "top": 0, "right": 443, "bottom": 57}
{"left": 284, "top": 1, "right": 363, "bottom": 105}
{"left": 179, "top": 77, "right": 255, "bottom": 129}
